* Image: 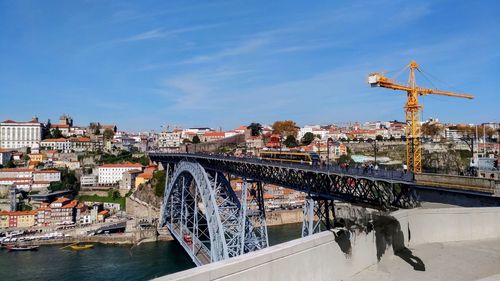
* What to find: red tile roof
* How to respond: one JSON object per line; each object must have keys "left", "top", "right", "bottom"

{"left": 0, "top": 168, "right": 34, "bottom": 172}
{"left": 100, "top": 163, "right": 143, "bottom": 168}
{"left": 33, "top": 170, "right": 61, "bottom": 174}
{"left": 203, "top": 132, "right": 225, "bottom": 137}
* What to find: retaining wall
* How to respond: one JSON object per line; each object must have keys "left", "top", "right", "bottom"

{"left": 155, "top": 207, "right": 500, "bottom": 281}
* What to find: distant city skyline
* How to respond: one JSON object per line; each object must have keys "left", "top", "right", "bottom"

{"left": 1, "top": 1, "right": 499, "bottom": 131}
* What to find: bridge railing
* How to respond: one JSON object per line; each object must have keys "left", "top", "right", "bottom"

{"left": 151, "top": 152, "right": 414, "bottom": 182}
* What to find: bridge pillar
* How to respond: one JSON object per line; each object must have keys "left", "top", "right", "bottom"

{"left": 241, "top": 180, "right": 269, "bottom": 252}
{"left": 302, "top": 196, "right": 335, "bottom": 237}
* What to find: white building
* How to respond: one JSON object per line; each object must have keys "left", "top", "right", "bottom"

{"left": 158, "top": 130, "right": 183, "bottom": 150}
{"left": 80, "top": 175, "right": 97, "bottom": 187}
{"left": 0, "top": 118, "right": 43, "bottom": 149}
{"left": 98, "top": 163, "right": 143, "bottom": 185}
{"left": 33, "top": 170, "right": 61, "bottom": 182}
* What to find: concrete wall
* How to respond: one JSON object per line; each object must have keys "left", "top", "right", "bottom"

{"left": 415, "top": 173, "right": 496, "bottom": 192}
{"left": 156, "top": 207, "right": 500, "bottom": 281}
{"left": 394, "top": 207, "right": 500, "bottom": 247}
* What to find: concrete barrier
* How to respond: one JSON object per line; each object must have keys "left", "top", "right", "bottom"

{"left": 155, "top": 207, "right": 500, "bottom": 281}
{"left": 415, "top": 173, "right": 496, "bottom": 193}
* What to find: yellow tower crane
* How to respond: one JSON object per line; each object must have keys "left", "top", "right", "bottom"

{"left": 368, "top": 60, "right": 474, "bottom": 174}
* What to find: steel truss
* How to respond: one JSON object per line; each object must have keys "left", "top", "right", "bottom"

{"left": 302, "top": 196, "right": 336, "bottom": 237}
{"left": 160, "top": 160, "right": 267, "bottom": 266}
{"left": 152, "top": 154, "right": 419, "bottom": 209}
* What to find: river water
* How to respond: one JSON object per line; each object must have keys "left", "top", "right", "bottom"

{"left": 0, "top": 223, "right": 302, "bottom": 281}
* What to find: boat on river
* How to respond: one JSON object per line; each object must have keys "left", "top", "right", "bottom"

{"left": 6, "top": 245, "right": 39, "bottom": 252}
{"left": 69, "top": 244, "right": 94, "bottom": 250}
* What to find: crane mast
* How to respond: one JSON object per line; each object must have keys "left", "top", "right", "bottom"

{"left": 368, "top": 60, "right": 474, "bottom": 174}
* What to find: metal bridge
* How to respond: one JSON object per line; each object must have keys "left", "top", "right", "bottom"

{"left": 150, "top": 152, "right": 421, "bottom": 266}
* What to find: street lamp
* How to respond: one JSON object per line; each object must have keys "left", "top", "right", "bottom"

{"left": 327, "top": 137, "right": 334, "bottom": 171}
{"left": 368, "top": 138, "right": 378, "bottom": 167}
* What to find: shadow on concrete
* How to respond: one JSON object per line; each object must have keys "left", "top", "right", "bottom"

{"left": 372, "top": 215, "right": 426, "bottom": 271}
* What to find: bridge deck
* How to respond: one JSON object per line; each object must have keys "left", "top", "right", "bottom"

{"left": 150, "top": 153, "right": 418, "bottom": 209}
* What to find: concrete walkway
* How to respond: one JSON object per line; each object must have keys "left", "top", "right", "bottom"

{"left": 347, "top": 238, "right": 500, "bottom": 281}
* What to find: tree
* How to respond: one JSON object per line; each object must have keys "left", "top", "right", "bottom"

{"left": 389, "top": 136, "right": 396, "bottom": 141}
{"left": 272, "top": 120, "right": 298, "bottom": 137}
{"left": 108, "top": 189, "right": 121, "bottom": 199}
{"left": 103, "top": 128, "right": 115, "bottom": 141}
{"left": 376, "top": 135, "right": 384, "bottom": 141}
{"left": 52, "top": 128, "right": 63, "bottom": 138}
{"left": 182, "top": 138, "right": 192, "bottom": 144}
{"left": 192, "top": 135, "right": 201, "bottom": 144}
{"left": 283, "top": 135, "right": 298, "bottom": 148}
{"left": 5, "top": 161, "right": 16, "bottom": 168}
{"left": 48, "top": 181, "right": 64, "bottom": 192}
{"left": 421, "top": 123, "right": 443, "bottom": 138}
{"left": 152, "top": 170, "right": 166, "bottom": 197}
{"left": 301, "top": 132, "right": 315, "bottom": 145}
{"left": 247, "top": 123, "right": 262, "bottom": 136}
{"left": 337, "top": 154, "right": 353, "bottom": 164}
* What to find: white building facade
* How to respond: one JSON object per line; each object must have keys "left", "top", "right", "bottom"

{"left": 98, "top": 163, "right": 143, "bottom": 185}
{"left": 0, "top": 118, "right": 43, "bottom": 149}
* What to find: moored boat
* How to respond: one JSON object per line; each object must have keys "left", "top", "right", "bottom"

{"left": 69, "top": 244, "right": 94, "bottom": 250}
{"left": 7, "top": 245, "right": 39, "bottom": 252}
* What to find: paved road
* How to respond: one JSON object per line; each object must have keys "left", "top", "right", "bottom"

{"left": 346, "top": 238, "right": 500, "bottom": 281}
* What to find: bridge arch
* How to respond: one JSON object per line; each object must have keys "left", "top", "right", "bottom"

{"left": 160, "top": 160, "right": 265, "bottom": 266}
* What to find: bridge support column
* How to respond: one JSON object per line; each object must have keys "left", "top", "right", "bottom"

{"left": 302, "top": 196, "right": 335, "bottom": 237}
{"left": 241, "top": 180, "right": 269, "bottom": 252}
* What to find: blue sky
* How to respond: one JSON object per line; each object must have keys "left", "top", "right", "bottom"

{"left": 0, "top": 0, "right": 499, "bottom": 131}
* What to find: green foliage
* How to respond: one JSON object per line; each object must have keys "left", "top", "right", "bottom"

{"left": 337, "top": 154, "right": 353, "bottom": 164}
{"left": 48, "top": 181, "right": 64, "bottom": 192}
{"left": 389, "top": 136, "right": 396, "bottom": 141}
{"left": 376, "top": 135, "right": 384, "bottom": 141}
{"left": 5, "top": 161, "right": 16, "bottom": 168}
{"left": 182, "top": 138, "right": 192, "bottom": 144}
{"left": 100, "top": 150, "right": 149, "bottom": 166}
{"left": 192, "top": 135, "right": 201, "bottom": 144}
{"left": 52, "top": 128, "right": 63, "bottom": 138}
{"left": 108, "top": 189, "right": 121, "bottom": 199}
{"left": 152, "top": 170, "right": 166, "bottom": 197}
{"left": 248, "top": 123, "right": 262, "bottom": 136}
{"left": 301, "top": 132, "right": 315, "bottom": 145}
{"left": 47, "top": 168, "right": 79, "bottom": 192}
{"left": 283, "top": 135, "right": 298, "bottom": 148}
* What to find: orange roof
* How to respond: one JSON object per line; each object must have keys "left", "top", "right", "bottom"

{"left": 7, "top": 211, "right": 37, "bottom": 216}
{"left": 0, "top": 168, "right": 34, "bottom": 172}
{"left": 203, "top": 132, "right": 225, "bottom": 137}
{"left": 69, "top": 137, "right": 91, "bottom": 142}
{"left": 100, "top": 163, "right": 143, "bottom": 168}
{"left": 32, "top": 181, "right": 50, "bottom": 184}
{"left": 33, "top": 170, "right": 60, "bottom": 174}
{"left": 42, "top": 138, "right": 68, "bottom": 142}
{"left": 235, "top": 125, "right": 247, "bottom": 131}
{"left": 62, "top": 200, "right": 79, "bottom": 209}
{"left": 0, "top": 149, "right": 12, "bottom": 153}
{"left": 98, "top": 210, "right": 109, "bottom": 215}
{"left": 138, "top": 173, "right": 153, "bottom": 179}
{"left": 53, "top": 197, "right": 70, "bottom": 203}
{"left": 263, "top": 194, "right": 274, "bottom": 199}
{"left": 2, "top": 119, "right": 40, "bottom": 124}
{"left": 51, "top": 124, "right": 70, "bottom": 128}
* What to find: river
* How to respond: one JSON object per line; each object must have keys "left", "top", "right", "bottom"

{"left": 0, "top": 223, "right": 302, "bottom": 281}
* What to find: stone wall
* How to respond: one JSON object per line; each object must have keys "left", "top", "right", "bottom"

{"left": 126, "top": 195, "right": 160, "bottom": 219}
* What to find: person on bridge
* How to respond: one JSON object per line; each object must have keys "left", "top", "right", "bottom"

{"left": 403, "top": 164, "right": 408, "bottom": 174}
